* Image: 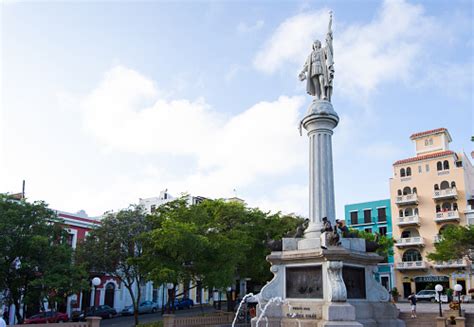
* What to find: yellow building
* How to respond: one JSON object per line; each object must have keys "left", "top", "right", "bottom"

{"left": 389, "top": 128, "right": 474, "bottom": 298}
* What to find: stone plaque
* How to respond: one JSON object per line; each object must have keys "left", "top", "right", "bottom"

{"left": 282, "top": 301, "right": 322, "bottom": 320}
{"left": 286, "top": 266, "right": 323, "bottom": 298}
{"left": 343, "top": 266, "right": 366, "bottom": 299}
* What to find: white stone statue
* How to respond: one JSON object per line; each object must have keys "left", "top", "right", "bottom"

{"left": 298, "top": 11, "right": 334, "bottom": 101}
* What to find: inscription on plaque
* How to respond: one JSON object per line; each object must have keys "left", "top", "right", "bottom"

{"left": 286, "top": 266, "right": 323, "bottom": 298}
{"left": 343, "top": 266, "right": 366, "bottom": 299}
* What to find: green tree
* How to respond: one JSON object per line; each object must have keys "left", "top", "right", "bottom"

{"left": 427, "top": 225, "right": 474, "bottom": 261}
{"left": 0, "top": 194, "right": 86, "bottom": 322}
{"left": 77, "top": 205, "right": 149, "bottom": 326}
{"left": 141, "top": 197, "right": 302, "bottom": 306}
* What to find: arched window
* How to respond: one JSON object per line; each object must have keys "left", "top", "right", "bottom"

{"left": 403, "top": 249, "right": 422, "bottom": 262}
{"left": 451, "top": 181, "right": 456, "bottom": 188}
{"left": 397, "top": 189, "right": 402, "bottom": 196}
{"left": 443, "top": 160, "right": 450, "bottom": 170}
{"left": 404, "top": 208, "right": 413, "bottom": 216}
{"left": 399, "top": 210, "right": 404, "bottom": 217}
{"left": 400, "top": 168, "right": 406, "bottom": 177}
{"left": 414, "top": 208, "right": 419, "bottom": 215}
{"left": 442, "top": 202, "right": 451, "bottom": 211}
{"left": 440, "top": 181, "right": 450, "bottom": 190}
{"left": 403, "top": 187, "right": 412, "bottom": 195}
{"left": 453, "top": 202, "right": 458, "bottom": 211}
{"left": 401, "top": 230, "right": 411, "bottom": 238}
{"left": 434, "top": 184, "right": 439, "bottom": 190}
{"left": 412, "top": 187, "right": 417, "bottom": 194}
{"left": 437, "top": 161, "right": 443, "bottom": 171}
{"left": 436, "top": 205, "right": 441, "bottom": 213}
{"left": 406, "top": 167, "right": 412, "bottom": 176}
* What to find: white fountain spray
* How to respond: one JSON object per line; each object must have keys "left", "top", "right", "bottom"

{"left": 254, "top": 297, "right": 284, "bottom": 327}
{"left": 231, "top": 293, "right": 255, "bottom": 327}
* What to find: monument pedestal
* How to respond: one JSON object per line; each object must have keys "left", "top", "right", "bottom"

{"left": 251, "top": 244, "right": 405, "bottom": 327}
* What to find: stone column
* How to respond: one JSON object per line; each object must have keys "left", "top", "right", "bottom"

{"left": 299, "top": 99, "right": 339, "bottom": 250}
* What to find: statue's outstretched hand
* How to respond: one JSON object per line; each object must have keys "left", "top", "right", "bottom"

{"left": 298, "top": 72, "right": 306, "bottom": 81}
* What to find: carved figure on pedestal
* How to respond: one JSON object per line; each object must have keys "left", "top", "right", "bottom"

{"left": 320, "top": 217, "right": 340, "bottom": 249}
{"left": 298, "top": 11, "right": 334, "bottom": 101}
{"left": 336, "top": 219, "right": 358, "bottom": 238}
{"left": 292, "top": 218, "right": 310, "bottom": 238}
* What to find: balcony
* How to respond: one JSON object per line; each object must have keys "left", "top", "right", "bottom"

{"left": 433, "top": 259, "right": 468, "bottom": 269}
{"left": 433, "top": 188, "right": 458, "bottom": 200}
{"left": 395, "top": 261, "right": 427, "bottom": 270}
{"left": 434, "top": 210, "right": 460, "bottom": 223}
{"left": 397, "top": 214, "right": 420, "bottom": 226}
{"left": 395, "top": 193, "right": 418, "bottom": 206}
{"left": 395, "top": 236, "right": 425, "bottom": 247}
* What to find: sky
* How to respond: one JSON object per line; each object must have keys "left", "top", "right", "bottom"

{"left": 1, "top": 0, "right": 473, "bottom": 218}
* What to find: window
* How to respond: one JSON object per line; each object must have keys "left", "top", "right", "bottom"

{"left": 412, "top": 187, "right": 417, "bottom": 194}
{"left": 400, "top": 168, "right": 406, "bottom": 177}
{"left": 418, "top": 166, "right": 422, "bottom": 173}
{"left": 363, "top": 209, "right": 371, "bottom": 224}
{"left": 414, "top": 208, "right": 419, "bottom": 215}
{"left": 426, "top": 164, "right": 430, "bottom": 172}
{"left": 350, "top": 211, "right": 358, "bottom": 225}
{"left": 424, "top": 139, "right": 429, "bottom": 146}
{"left": 453, "top": 202, "right": 458, "bottom": 211}
{"left": 364, "top": 228, "right": 372, "bottom": 233}
{"left": 437, "top": 161, "right": 443, "bottom": 171}
{"left": 401, "top": 230, "right": 411, "bottom": 238}
{"left": 397, "top": 189, "right": 402, "bottom": 196}
{"left": 404, "top": 208, "right": 413, "bottom": 216}
{"left": 456, "top": 161, "right": 462, "bottom": 168}
{"left": 440, "top": 181, "right": 450, "bottom": 189}
{"left": 434, "top": 184, "right": 439, "bottom": 190}
{"left": 150, "top": 205, "right": 156, "bottom": 213}
{"left": 66, "top": 233, "right": 74, "bottom": 247}
{"left": 399, "top": 209, "right": 403, "bottom": 217}
{"left": 436, "top": 205, "right": 441, "bottom": 212}
{"left": 442, "top": 202, "right": 451, "bottom": 211}
{"left": 443, "top": 160, "right": 450, "bottom": 170}
{"left": 379, "top": 226, "right": 387, "bottom": 236}
{"left": 451, "top": 181, "right": 456, "bottom": 188}
{"left": 402, "top": 249, "right": 422, "bottom": 262}
{"left": 429, "top": 138, "right": 433, "bottom": 145}
{"left": 406, "top": 167, "right": 412, "bottom": 176}
{"left": 377, "top": 208, "right": 386, "bottom": 222}
{"left": 403, "top": 187, "right": 411, "bottom": 195}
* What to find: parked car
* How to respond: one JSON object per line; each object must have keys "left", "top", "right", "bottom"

{"left": 415, "top": 290, "right": 437, "bottom": 302}
{"left": 173, "top": 297, "right": 194, "bottom": 310}
{"left": 121, "top": 301, "right": 159, "bottom": 315}
{"left": 73, "top": 305, "right": 117, "bottom": 321}
{"left": 24, "top": 311, "right": 69, "bottom": 324}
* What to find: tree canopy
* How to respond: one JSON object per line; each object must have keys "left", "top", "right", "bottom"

{"left": 0, "top": 194, "right": 87, "bottom": 322}
{"left": 427, "top": 225, "right": 474, "bottom": 262}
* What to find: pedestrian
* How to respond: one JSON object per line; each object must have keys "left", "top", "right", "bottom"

{"left": 408, "top": 292, "right": 417, "bottom": 318}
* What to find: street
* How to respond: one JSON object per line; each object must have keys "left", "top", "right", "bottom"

{"left": 396, "top": 301, "right": 474, "bottom": 313}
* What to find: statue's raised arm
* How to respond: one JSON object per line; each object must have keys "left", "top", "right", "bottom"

{"left": 325, "top": 11, "right": 334, "bottom": 101}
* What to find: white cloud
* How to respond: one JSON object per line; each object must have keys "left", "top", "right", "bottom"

{"left": 254, "top": 0, "right": 457, "bottom": 99}
{"left": 82, "top": 65, "right": 306, "bottom": 201}
{"left": 252, "top": 184, "right": 307, "bottom": 215}
{"left": 237, "top": 19, "right": 264, "bottom": 34}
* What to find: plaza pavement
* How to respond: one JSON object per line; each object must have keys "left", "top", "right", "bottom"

{"left": 396, "top": 301, "right": 474, "bottom": 313}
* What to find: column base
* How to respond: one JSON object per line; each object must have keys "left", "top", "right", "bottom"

{"left": 298, "top": 237, "right": 321, "bottom": 250}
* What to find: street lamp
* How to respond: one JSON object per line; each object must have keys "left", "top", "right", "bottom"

{"left": 226, "top": 287, "right": 232, "bottom": 312}
{"left": 454, "top": 284, "right": 463, "bottom": 317}
{"left": 435, "top": 284, "right": 443, "bottom": 317}
{"left": 92, "top": 277, "right": 101, "bottom": 307}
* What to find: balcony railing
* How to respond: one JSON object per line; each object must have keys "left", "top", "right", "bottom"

{"left": 397, "top": 214, "right": 420, "bottom": 226}
{"left": 433, "top": 259, "right": 467, "bottom": 269}
{"left": 395, "top": 236, "right": 424, "bottom": 247}
{"left": 395, "top": 261, "right": 427, "bottom": 270}
{"left": 395, "top": 193, "right": 418, "bottom": 206}
{"left": 433, "top": 188, "right": 458, "bottom": 200}
{"left": 434, "top": 210, "right": 460, "bottom": 223}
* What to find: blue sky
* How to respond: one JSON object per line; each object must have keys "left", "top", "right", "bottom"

{"left": 1, "top": 0, "right": 472, "bottom": 218}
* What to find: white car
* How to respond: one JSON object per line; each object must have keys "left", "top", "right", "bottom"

{"left": 415, "top": 290, "right": 437, "bottom": 302}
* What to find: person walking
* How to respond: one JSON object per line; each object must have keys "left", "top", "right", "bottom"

{"left": 0, "top": 310, "right": 6, "bottom": 327}
{"left": 408, "top": 292, "right": 417, "bottom": 318}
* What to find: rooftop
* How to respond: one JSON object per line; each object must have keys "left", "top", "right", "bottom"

{"left": 393, "top": 150, "right": 456, "bottom": 166}
{"left": 409, "top": 128, "right": 451, "bottom": 141}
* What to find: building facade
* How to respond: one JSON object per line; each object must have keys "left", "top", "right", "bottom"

{"left": 344, "top": 199, "right": 394, "bottom": 291}
{"left": 389, "top": 128, "right": 474, "bottom": 298}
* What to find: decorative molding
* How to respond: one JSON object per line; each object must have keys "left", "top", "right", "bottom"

{"left": 327, "top": 261, "right": 347, "bottom": 302}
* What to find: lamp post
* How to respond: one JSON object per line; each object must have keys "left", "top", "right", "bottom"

{"left": 435, "top": 284, "right": 443, "bottom": 317}
{"left": 91, "top": 277, "right": 101, "bottom": 308}
{"left": 454, "top": 284, "right": 463, "bottom": 317}
{"left": 226, "top": 287, "right": 232, "bottom": 312}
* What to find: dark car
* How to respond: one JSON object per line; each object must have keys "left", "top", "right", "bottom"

{"left": 74, "top": 305, "right": 117, "bottom": 320}
{"left": 24, "top": 311, "right": 69, "bottom": 324}
{"left": 173, "top": 298, "right": 194, "bottom": 310}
